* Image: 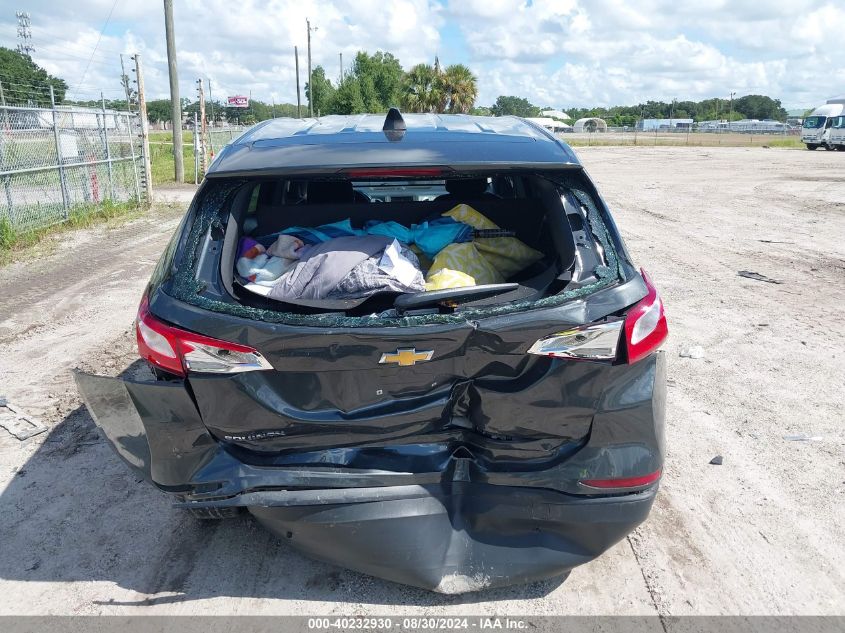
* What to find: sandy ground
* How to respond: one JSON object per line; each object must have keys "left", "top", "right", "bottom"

{"left": 0, "top": 147, "right": 842, "bottom": 616}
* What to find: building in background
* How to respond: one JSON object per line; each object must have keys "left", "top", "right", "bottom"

{"left": 637, "top": 118, "right": 694, "bottom": 131}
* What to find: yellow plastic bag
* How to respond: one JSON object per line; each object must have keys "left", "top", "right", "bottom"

{"left": 426, "top": 242, "right": 503, "bottom": 289}
{"left": 425, "top": 267, "right": 477, "bottom": 291}
{"left": 442, "top": 204, "right": 544, "bottom": 279}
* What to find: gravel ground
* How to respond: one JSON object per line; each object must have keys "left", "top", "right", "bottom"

{"left": 0, "top": 147, "right": 842, "bottom": 616}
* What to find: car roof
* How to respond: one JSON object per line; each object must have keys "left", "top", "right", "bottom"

{"left": 205, "top": 113, "right": 581, "bottom": 177}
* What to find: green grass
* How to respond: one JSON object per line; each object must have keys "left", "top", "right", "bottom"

{"left": 564, "top": 132, "right": 806, "bottom": 149}
{"left": 0, "top": 199, "right": 145, "bottom": 266}
{"left": 149, "top": 131, "right": 205, "bottom": 185}
{"left": 764, "top": 137, "right": 805, "bottom": 149}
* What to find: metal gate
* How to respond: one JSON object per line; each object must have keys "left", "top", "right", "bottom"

{"left": 0, "top": 103, "right": 149, "bottom": 233}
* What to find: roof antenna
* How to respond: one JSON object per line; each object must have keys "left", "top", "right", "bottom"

{"left": 383, "top": 107, "right": 406, "bottom": 132}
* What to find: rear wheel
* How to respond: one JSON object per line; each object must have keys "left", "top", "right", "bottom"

{"left": 806, "top": 143, "right": 819, "bottom": 150}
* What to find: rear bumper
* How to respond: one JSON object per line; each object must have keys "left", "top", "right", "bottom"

{"left": 72, "top": 351, "right": 665, "bottom": 592}
{"left": 244, "top": 482, "right": 656, "bottom": 593}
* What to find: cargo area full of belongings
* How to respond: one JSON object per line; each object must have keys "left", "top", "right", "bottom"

{"left": 234, "top": 203, "right": 545, "bottom": 305}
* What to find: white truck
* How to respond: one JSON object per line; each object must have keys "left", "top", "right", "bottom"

{"left": 802, "top": 97, "right": 845, "bottom": 150}
{"left": 829, "top": 107, "right": 845, "bottom": 150}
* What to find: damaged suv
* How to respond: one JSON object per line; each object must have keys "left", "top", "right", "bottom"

{"left": 75, "top": 110, "right": 668, "bottom": 594}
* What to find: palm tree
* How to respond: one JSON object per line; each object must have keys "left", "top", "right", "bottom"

{"left": 401, "top": 63, "right": 439, "bottom": 113}
{"left": 401, "top": 61, "right": 479, "bottom": 114}
{"left": 442, "top": 64, "right": 478, "bottom": 114}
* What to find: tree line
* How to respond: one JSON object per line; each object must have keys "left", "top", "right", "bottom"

{"left": 306, "top": 52, "right": 478, "bottom": 116}
{"left": 482, "top": 94, "right": 790, "bottom": 124}
{"left": 1, "top": 46, "right": 794, "bottom": 125}
{"left": 561, "top": 95, "right": 789, "bottom": 125}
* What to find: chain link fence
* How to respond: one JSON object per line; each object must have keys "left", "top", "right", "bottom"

{"left": 208, "top": 126, "right": 246, "bottom": 155}
{"left": 0, "top": 103, "right": 147, "bottom": 233}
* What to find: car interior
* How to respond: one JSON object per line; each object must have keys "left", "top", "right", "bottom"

{"left": 216, "top": 173, "right": 606, "bottom": 316}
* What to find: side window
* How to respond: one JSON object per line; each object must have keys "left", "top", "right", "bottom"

{"left": 246, "top": 183, "right": 260, "bottom": 215}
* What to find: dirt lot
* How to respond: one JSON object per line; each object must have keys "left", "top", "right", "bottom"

{"left": 0, "top": 148, "right": 843, "bottom": 616}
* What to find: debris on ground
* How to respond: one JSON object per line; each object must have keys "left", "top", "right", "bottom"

{"left": 783, "top": 434, "right": 823, "bottom": 442}
{"left": 710, "top": 455, "right": 724, "bottom": 465}
{"left": 679, "top": 345, "right": 705, "bottom": 359}
{"left": 0, "top": 398, "right": 48, "bottom": 441}
{"left": 738, "top": 270, "right": 783, "bottom": 284}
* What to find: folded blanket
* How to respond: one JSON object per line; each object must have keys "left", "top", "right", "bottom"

{"left": 327, "top": 240, "right": 425, "bottom": 299}
{"left": 268, "top": 235, "right": 394, "bottom": 301}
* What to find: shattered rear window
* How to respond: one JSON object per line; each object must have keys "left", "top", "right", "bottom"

{"left": 168, "top": 178, "right": 624, "bottom": 328}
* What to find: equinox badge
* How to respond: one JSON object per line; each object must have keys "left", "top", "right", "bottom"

{"left": 379, "top": 348, "right": 434, "bottom": 367}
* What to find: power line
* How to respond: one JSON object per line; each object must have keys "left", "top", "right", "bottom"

{"left": 32, "top": 32, "right": 126, "bottom": 57}
{"left": 72, "top": 0, "right": 120, "bottom": 98}
{"left": 35, "top": 49, "right": 121, "bottom": 67}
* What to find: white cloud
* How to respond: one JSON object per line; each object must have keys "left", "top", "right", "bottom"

{"left": 0, "top": 0, "right": 841, "bottom": 110}
{"left": 0, "top": 0, "right": 442, "bottom": 104}
{"left": 448, "top": 0, "right": 844, "bottom": 107}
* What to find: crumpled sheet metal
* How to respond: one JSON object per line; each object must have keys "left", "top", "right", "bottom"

{"left": 170, "top": 180, "right": 624, "bottom": 328}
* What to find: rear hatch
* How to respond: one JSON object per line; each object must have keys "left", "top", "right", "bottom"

{"left": 139, "top": 170, "right": 659, "bottom": 471}
{"left": 153, "top": 293, "right": 639, "bottom": 468}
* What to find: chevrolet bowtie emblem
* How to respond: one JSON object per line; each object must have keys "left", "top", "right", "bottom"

{"left": 379, "top": 348, "right": 434, "bottom": 367}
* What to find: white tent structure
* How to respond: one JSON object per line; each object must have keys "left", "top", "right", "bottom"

{"left": 525, "top": 117, "right": 573, "bottom": 133}
{"left": 541, "top": 109, "right": 571, "bottom": 121}
{"left": 573, "top": 117, "right": 608, "bottom": 133}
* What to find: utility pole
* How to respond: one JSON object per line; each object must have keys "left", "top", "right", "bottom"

{"left": 120, "top": 53, "right": 132, "bottom": 112}
{"left": 197, "top": 79, "right": 207, "bottom": 175}
{"left": 339, "top": 52, "right": 343, "bottom": 85}
{"left": 294, "top": 46, "right": 302, "bottom": 118}
{"left": 670, "top": 98, "right": 676, "bottom": 131}
{"left": 133, "top": 54, "right": 153, "bottom": 202}
{"left": 729, "top": 91, "right": 736, "bottom": 131}
{"left": 164, "top": 0, "right": 184, "bottom": 182}
{"left": 207, "top": 78, "right": 214, "bottom": 129}
{"left": 307, "top": 18, "right": 317, "bottom": 117}
{"left": 193, "top": 112, "right": 198, "bottom": 184}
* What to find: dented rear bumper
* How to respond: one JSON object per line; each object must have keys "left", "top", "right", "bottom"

{"left": 72, "top": 351, "right": 664, "bottom": 592}
{"left": 246, "top": 483, "right": 656, "bottom": 593}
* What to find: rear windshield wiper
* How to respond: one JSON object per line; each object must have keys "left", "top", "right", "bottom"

{"left": 394, "top": 284, "right": 519, "bottom": 312}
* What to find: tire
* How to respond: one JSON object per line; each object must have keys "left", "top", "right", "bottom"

{"left": 806, "top": 144, "right": 819, "bottom": 150}
{"left": 823, "top": 143, "right": 834, "bottom": 151}
{"left": 186, "top": 506, "right": 243, "bottom": 520}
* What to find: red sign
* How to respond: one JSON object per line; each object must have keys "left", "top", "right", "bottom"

{"left": 227, "top": 95, "right": 249, "bottom": 108}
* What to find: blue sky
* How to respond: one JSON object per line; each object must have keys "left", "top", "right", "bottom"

{"left": 2, "top": 0, "right": 843, "bottom": 110}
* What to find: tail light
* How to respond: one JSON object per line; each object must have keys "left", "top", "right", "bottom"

{"left": 623, "top": 268, "right": 668, "bottom": 364}
{"left": 343, "top": 167, "right": 448, "bottom": 178}
{"left": 527, "top": 320, "right": 623, "bottom": 360}
{"left": 527, "top": 268, "right": 667, "bottom": 364}
{"left": 580, "top": 468, "right": 662, "bottom": 490}
{"left": 136, "top": 296, "right": 273, "bottom": 377}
